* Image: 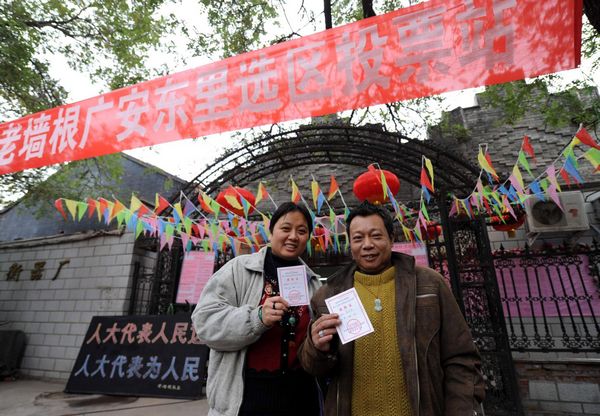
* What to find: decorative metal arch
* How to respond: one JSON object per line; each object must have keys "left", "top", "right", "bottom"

{"left": 179, "top": 124, "right": 480, "bottom": 199}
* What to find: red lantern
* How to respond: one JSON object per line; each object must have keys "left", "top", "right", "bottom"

{"left": 490, "top": 212, "right": 526, "bottom": 232}
{"left": 216, "top": 186, "right": 256, "bottom": 216}
{"left": 352, "top": 168, "right": 400, "bottom": 204}
{"left": 420, "top": 223, "right": 442, "bottom": 240}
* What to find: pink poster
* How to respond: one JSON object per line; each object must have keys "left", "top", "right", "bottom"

{"left": 392, "top": 242, "right": 429, "bottom": 267}
{"left": 176, "top": 251, "right": 215, "bottom": 304}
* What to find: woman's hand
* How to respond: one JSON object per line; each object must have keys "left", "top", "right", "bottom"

{"left": 260, "top": 296, "right": 290, "bottom": 327}
{"left": 311, "top": 313, "right": 341, "bottom": 352}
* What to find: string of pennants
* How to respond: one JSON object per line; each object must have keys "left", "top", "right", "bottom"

{"left": 54, "top": 127, "right": 600, "bottom": 254}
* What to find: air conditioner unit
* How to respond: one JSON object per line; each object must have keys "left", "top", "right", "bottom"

{"left": 525, "top": 191, "right": 590, "bottom": 233}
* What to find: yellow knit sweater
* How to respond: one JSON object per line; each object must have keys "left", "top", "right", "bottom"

{"left": 352, "top": 267, "right": 412, "bottom": 416}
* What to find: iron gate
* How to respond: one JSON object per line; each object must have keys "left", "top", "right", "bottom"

{"left": 428, "top": 199, "right": 524, "bottom": 416}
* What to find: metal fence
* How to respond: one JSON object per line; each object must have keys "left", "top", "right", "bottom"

{"left": 493, "top": 242, "right": 600, "bottom": 352}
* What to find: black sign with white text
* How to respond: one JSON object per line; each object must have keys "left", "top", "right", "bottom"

{"left": 65, "top": 315, "right": 208, "bottom": 399}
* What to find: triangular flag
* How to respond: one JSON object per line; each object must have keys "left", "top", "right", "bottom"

{"left": 477, "top": 148, "right": 499, "bottom": 181}
{"left": 155, "top": 194, "right": 170, "bottom": 214}
{"left": 76, "top": 201, "right": 87, "bottom": 221}
{"left": 224, "top": 194, "right": 243, "bottom": 210}
{"left": 209, "top": 199, "right": 221, "bottom": 217}
{"left": 583, "top": 148, "right": 600, "bottom": 171}
{"left": 173, "top": 202, "right": 184, "bottom": 224}
{"left": 575, "top": 127, "right": 600, "bottom": 150}
{"left": 241, "top": 197, "right": 251, "bottom": 218}
{"left": 547, "top": 184, "right": 563, "bottom": 211}
{"left": 529, "top": 180, "right": 545, "bottom": 201}
{"left": 111, "top": 199, "right": 126, "bottom": 221}
{"left": 317, "top": 192, "right": 326, "bottom": 214}
{"left": 130, "top": 194, "right": 143, "bottom": 213}
{"left": 558, "top": 167, "right": 571, "bottom": 186}
{"left": 199, "top": 193, "right": 214, "bottom": 214}
{"left": 86, "top": 198, "right": 98, "bottom": 219}
{"left": 54, "top": 199, "right": 67, "bottom": 220}
{"left": 135, "top": 219, "right": 144, "bottom": 238}
{"left": 290, "top": 178, "right": 301, "bottom": 203}
{"left": 420, "top": 167, "right": 434, "bottom": 192}
{"left": 183, "top": 199, "right": 196, "bottom": 216}
{"left": 311, "top": 180, "right": 319, "bottom": 209}
{"left": 521, "top": 135, "right": 536, "bottom": 161}
{"left": 64, "top": 199, "right": 78, "bottom": 220}
{"left": 424, "top": 157, "right": 434, "bottom": 190}
{"left": 379, "top": 169, "right": 389, "bottom": 202}
{"left": 511, "top": 165, "right": 525, "bottom": 192}
{"left": 327, "top": 175, "right": 339, "bottom": 200}
{"left": 563, "top": 157, "right": 584, "bottom": 184}
{"left": 517, "top": 150, "right": 533, "bottom": 177}
{"left": 255, "top": 182, "right": 269, "bottom": 204}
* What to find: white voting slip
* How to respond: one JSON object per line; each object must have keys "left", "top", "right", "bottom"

{"left": 325, "top": 287, "right": 374, "bottom": 344}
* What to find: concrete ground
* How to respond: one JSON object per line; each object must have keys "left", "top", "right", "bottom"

{"left": 0, "top": 378, "right": 209, "bottom": 416}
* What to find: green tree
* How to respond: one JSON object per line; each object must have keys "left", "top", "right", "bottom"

{"left": 0, "top": 0, "right": 186, "bottom": 209}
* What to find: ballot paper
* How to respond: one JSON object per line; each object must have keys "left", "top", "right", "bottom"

{"left": 325, "top": 287, "right": 374, "bottom": 344}
{"left": 277, "top": 265, "right": 310, "bottom": 306}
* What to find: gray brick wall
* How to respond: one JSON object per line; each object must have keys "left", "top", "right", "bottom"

{"left": 0, "top": 231, "right": 136, "bottom": 380}
{"left": 517, "top": 360, "right": 600, "bottom": 415}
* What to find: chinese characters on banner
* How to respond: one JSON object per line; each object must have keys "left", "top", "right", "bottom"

{"left": 65, "top": 315, "right": 208, "bottom": 399}
{"left": 175, "top": 251, "right": 215, "bottom": 304}
{"left": 0, "top": 0, "right": 582, "bottom": 175}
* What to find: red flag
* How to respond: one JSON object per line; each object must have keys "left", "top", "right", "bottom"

{"left": 521, "top": 135, "right": 536, "bottom": 160}
{"left": 575, "top": 127, "right": 600, "bottom": 150}
{"left": 86, "top": 198, "right": 97, "bottom": 218}
{"left": 482, "top": 197, "right": 492, "bottom": 216}
{"left": 420, "top": 168, "right": 434, "bottom": 192}
{"left": 137, "top": 204, "right": 150, "bottom": 218}
{"left": 155, "top": 195, "right": 170, "bottom": 215}
{"left": 559, "top": 168, "right": 572, "bottom": 186}
{"left": 98, "top": 198, "right": 109, "bottom": 216}
{"left": 54, "top": 199, "right": 67, "bottom": 220}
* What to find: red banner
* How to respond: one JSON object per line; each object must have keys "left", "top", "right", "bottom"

{"left": 0, "top": 0, "right": 582, "bottom": 175}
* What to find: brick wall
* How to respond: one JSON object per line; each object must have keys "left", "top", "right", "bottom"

{"left": 0, "top": 231, "right": 136, "bottom": 380}
{"left": 515, "top": 359, "right": 600, "bottom": 415}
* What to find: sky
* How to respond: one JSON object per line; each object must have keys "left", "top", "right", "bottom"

{"left": 46, "top": 1, "right": 600, "bottom": 183}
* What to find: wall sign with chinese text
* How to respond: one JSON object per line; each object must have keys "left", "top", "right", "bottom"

{"left": 65, "top": 315, "right": 208, "bottom": 399}
{"left": 175, "top": 251, "right": 215, "bottom": 304}
{"left": 0, "top": 0, "right": 582, "bottom": 175}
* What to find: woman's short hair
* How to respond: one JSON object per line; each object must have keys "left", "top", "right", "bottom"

{"left": 269, "top": 202, "right": 313, "bottom": 235}
{"left": 346, "top": 201, "right": 394, "bottom": 239}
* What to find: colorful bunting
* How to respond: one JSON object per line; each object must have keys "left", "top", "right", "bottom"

{"left": 54, "top": 126, "right": 600, "bottom": 249}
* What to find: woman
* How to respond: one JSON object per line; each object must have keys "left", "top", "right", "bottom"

{"left": 192, "top": 202, "right": 322, "bottom": 416}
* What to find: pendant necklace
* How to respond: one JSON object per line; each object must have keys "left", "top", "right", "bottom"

{"left": 358, "top": 274, "right": 384, "bottom": 312}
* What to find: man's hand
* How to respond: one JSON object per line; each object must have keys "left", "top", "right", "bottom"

{"left": 311, "top": 313, "right": 341, "bottom": 352}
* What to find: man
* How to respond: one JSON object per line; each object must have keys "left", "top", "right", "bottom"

{"left": 299, "top": 201, "right": 485, "bottom": 416}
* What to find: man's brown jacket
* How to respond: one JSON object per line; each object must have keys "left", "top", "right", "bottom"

{"left": 299, "top": 252, "right": 485, "bottom": 416}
